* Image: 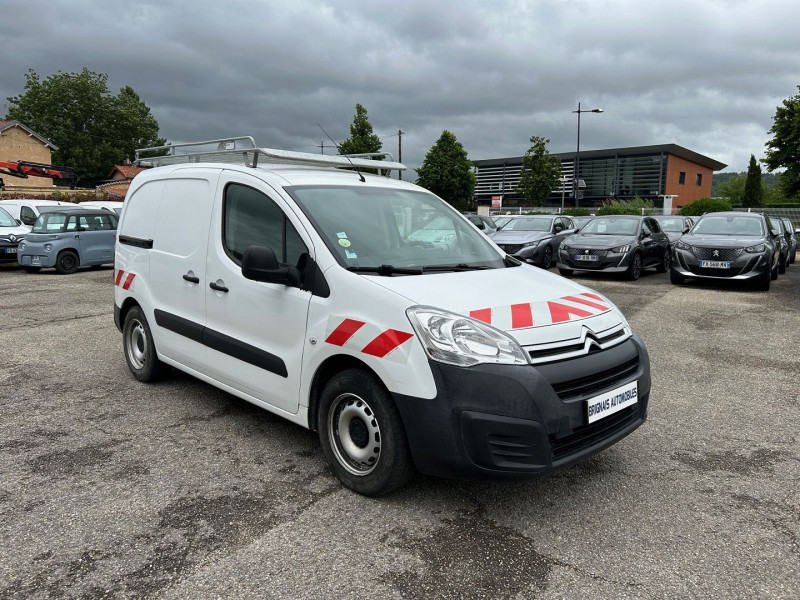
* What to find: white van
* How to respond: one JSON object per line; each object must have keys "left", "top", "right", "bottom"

{"left": 115, "top": 138, "right": 651, "bottom": 495}
{"left": 0, "top": 198, "right": 81, "bottom": 226}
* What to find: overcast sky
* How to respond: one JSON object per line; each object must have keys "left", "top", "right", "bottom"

{"left": 2, "top": 0, "right": 799, "bottom": 174}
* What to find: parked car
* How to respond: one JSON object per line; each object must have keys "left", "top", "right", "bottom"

{"left": 570, "top": 215, "right": 595, "bottom": 231}
{"left": 779, "top": 217, "right": 797, "bottom": 263}
{"left": 558, "top": 215, "right": 670, "bottom": 280}
{"left": 0, "top": 206, "right": 31, "bottom": 263}
{"left": 492, "top": 215, "right": 519, "bottom": 230}
{"left": 80, "top": 200, "right": 124, "bottom": 215}
{"left": 670, "top": 211, "right": 780, "bottom": 291}
{"left": 652, "top": 215, "right": 694, "bottom": 249}
{"left": 406, "top": 215, "right": 458, "bottom": 250}
{"left": 17, "top": 208, "right": 118, "bottom": 274}
{"left": 114, "top": 138, "right": 651, "bottom": 496}
{"left": 465, "top": 214, "right": 498, "bottom": 235}
{"left": 0, "top": 199, "right": 82, "bottom": 226}
{"left": 490, "top": 215, "right": 576, "bottom": 268}
{"left": 769, "top": 216, "right": 791, "bottom": 272}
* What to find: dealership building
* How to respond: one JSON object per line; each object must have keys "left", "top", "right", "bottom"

{"left": 472, "top": 144, "right": 727, "bottom": 212}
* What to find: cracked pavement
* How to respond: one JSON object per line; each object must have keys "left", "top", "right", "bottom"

{"left": 1, "top": 262, "right": 798, "bottom": 599}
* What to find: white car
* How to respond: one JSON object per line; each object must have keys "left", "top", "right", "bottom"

{"left": 0, "top": 198, "right": 82, "bottom": 227}
{"left": 114, "top": 138, "right": 651, "bottom": 496}
{"left": 79, "top": 200, "right": 124, "bottom": 215}
{"left": 0, "top": 206, "right": 31, "bottom": 263}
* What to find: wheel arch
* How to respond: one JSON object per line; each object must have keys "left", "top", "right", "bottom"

{"left": 307, "top": 354, "right": 385, "bottom": 432}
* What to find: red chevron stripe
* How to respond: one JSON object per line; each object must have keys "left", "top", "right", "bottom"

{"left": 122, "top": 273, "right": 135, "bottom": 290}
{"left": 325, "top": 318, "right": 365, "bottom": 346}
{"left": 115, "top": 270, "right": 124, "bottom": 286}
{"left": 470, "top": 308, "right": 492, "bottom": 324}
{"left": 562, "top": 295, "right": 608, "bottom": 311}
{"left": 510, "top": 303, "right": 533, "bottom": 329}
{"left": 361, "top": 329, "right": 413, "bottom": 358}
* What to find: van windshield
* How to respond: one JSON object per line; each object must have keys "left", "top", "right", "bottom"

{"left": 288, "top": 185, "right": 506, "bottom": 271}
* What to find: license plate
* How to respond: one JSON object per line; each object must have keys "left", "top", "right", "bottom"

{"left": 699, "top": 260, "right": 730, "bottom": 269}
{"left": 587, "top": 380, "right": 638, "bottom": 424}
{"left": 2, "top": 247, "right": 16, "bottom": 253}
{"left": 32, "top": 256, "right": 41, "bottom": 265}
{"left": 575, "top": 254, "right": 598, "bottom": 261}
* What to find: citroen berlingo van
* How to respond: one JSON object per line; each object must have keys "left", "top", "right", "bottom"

{"left": 114, "top": 137, "right": 651, "bottom": 495}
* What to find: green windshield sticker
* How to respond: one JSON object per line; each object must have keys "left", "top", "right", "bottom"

{"left": 338, "top": 239, "right": 351, "bottom": 247}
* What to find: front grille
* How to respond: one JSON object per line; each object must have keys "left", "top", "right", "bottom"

{"left": 551, "top": 357, "right": 639, "bottom": 400}
{"left": 566, "top": 248, "right": 608, "bottom": 257}
{"left": 499, "top": 244, "right": 523, "bottom": 254}
{"left": 527, "top": 328, "right": 626, "bottom": 362}
{"left": 550, "top": 404, "right": 640, "bottom": 461}
{"left": 691, "top": 246, "right": 743, "bottom": 261}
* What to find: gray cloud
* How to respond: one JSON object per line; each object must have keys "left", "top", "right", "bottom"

{"left": 2, "top": 0, "right": 799, "bottom": 173}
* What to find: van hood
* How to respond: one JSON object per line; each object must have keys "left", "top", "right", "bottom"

{"left": 363, "top": 264, "right": 628, "bottom": 347}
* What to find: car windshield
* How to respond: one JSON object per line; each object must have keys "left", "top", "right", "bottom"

{"left": 493, "top": 216, "right": 514, "bottom": 229}
{"left": 654, "top": 218, "right": 685, "bottom": 232}
{"left": 32, "top": 213, "right": 72, "bottom": 233}
{"left": 581, "top": 217, "right": 639, "bottom": 235}
{"left": 288, "top": 185, "right": 506, "bottom": 271}
{"left": 691, "top": 216, "right": 764, "bottom": 236}
{"left": 0, "top": 207, "right": 16, "bottom": 227}
{"left": 501, "top": 217, "right": 552, "bottom": 232}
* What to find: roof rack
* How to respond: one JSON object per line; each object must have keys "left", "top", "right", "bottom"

{"left": 134, "top": 136, "right": 406, "bottom": 174}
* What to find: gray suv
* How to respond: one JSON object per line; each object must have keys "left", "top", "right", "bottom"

{"left": 17, "top": 208, "right": 118, "bottom": 274}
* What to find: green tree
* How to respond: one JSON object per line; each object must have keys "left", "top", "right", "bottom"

{"left": 415, "top": 130, "right": 475, "bottom": 210}
{"left": 5, "top": 68, "right": 164, "bottom": 184}
{"left": 717, "top": 174, "right": 746, "bottom": 205}
{"left": 764, "top": 85, "right": 800, "bottom": 200}
{"left": 596, "top": 197, "right": 654, "bottom": 216}
{"left": 516, "top": 136, "right": 561, "bottom": 207}
{"left": 742, "top": 154, "right": 764, "bottom": 207}
{"left": 338, "top": 103, "right": 382, "bottom": 156}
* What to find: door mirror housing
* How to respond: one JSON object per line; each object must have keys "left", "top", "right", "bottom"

{"left": 241, "top": 245, "right": 300, "bottom": 287}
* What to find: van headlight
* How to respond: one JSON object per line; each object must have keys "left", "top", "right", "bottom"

{"left": 407, "top": 306, "right": 529, "bottom": 367}
{"left": 18, "top": 242, "right": 26, "bottom": 250}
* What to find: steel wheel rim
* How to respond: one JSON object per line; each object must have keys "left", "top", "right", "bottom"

{"left": 62, "top": 255, "right": 76, "bottom": 271}
{"left": 328, "top": 392, "right": 381, "bottom": 476}
{"left": 126, "top": 319, "right": 147, "bottom": 370}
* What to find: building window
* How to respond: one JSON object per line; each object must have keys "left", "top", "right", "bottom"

{"left": 678, "top": 172, "right": 685, "bottom": 185}
{"left": 696, "top": 173, "right": 703, "bottom": 186}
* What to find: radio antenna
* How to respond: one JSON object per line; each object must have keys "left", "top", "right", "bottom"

{"left": 317, "top": 124, "right": 365, "bottom": 183}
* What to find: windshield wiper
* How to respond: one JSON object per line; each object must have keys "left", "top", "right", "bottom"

{"left": 423, "top": 263, "right": 493, "bottom": 272}
{"left": 347, "top": 264, "right": 424, "bottom": 276}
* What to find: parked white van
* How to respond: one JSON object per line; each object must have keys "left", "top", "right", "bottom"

{"left": 115, "top": 137, "right": 651, "bottom": 495}
{"left": 0, "top": 198, "right": 82, "bottom": 226}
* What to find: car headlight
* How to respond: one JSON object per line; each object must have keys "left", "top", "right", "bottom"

{"left": 675, "top": 240, "right": 691, "bottom": 251}
{"left": 522, "top": 240, "right": 540, "bottom": 248}
{"left": 45, "top": 244, "right": 52, "bottom": 252}
{"left": 611, "top": 244, "right": 631, "bottom": 253}
{"left": 407, "top": 306, "right": 529, "bottom": 367}
{"left": 560, "top": 244, "right": 571, "bottom": 252}
{"left": 434, "top": 233, "right": 455, "bottom": 243}
{"left": 744, "top": 243, "right": 765, "bottom": 253}
{"left": 18, "top": 241, "right": 25, "bottom": 250}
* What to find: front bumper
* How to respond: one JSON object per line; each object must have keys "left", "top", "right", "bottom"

{"left": 671, "top": 247, "right": 769, "bottom": 280}
{"left": 17, "top": 251, "right": 58, "bottom": 268}
{"left": 557, "top": 247, "right": 633, "bottom": 273}
{"left": 0, "top": 244, "right": 20, "bottom": 263}
{"left": 393, "top": 334, "right": 650, "bottom": 480}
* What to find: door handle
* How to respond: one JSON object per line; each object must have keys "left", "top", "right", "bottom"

{"left": 209, "top": 281, "right": 229, "bottom": 293}
{"left": 183, "top": 273, "right": 200, "bottom": 283}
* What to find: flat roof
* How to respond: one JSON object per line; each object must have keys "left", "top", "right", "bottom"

{"left": 473, "top": 143, "right": 727, "bottom": 171}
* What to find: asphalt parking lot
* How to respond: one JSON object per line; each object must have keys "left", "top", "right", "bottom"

{"left": 1, "top": 262, "right": 798, "bottom": 599}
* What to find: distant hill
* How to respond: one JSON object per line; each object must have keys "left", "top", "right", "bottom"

{"left": 712, "top": 171, "right": 781, "bottom": 196}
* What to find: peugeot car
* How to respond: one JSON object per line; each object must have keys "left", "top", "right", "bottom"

{"left": 670, "top": 211, "right": 780, "bottom": 291}
{"left": 491, "top": 215, "right": 576, "bottom": 268}
{"left": 652, "top": 215, "right": 694, "bottom": 247}
{"left": 779, "top": 217, "right": 797, "bottom": 263}
{"left": 557, "top": 215, "right": 670, "bottom": 280}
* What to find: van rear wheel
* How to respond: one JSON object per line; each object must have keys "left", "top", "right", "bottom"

{"left": 318, "top": 369, "right": 415, "bottom": 496}
{"left": 123, "top": 306, "right": 169, "bottom": 382}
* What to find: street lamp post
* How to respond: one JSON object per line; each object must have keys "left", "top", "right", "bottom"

{"left": 572, "top": 102, "right": 603, "bottom": 208}
{"left": 559, "top": 175, "right": 568, "bottom": 213}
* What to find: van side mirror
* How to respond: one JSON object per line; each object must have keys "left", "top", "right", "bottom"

{"left": 241, "top": 245, "right": 300, "bottom": 287}
{"left": 682, "top": 227, "right": 690, "bottom": 235}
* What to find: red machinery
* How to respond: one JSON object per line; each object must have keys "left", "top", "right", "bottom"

{"left": 0, "top": 160, "right": 78, "bottom": 187}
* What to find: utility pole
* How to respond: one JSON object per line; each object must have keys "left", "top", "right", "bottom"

{"left": 398, "top": 130, "right": 404, "bottom": 180}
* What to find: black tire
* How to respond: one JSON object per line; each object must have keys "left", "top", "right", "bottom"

{"left": 790, "top": 251, "right": 796, "bottom": 264}
{"left": 122, "top": 306, "right": 170, "bottom": 382}
{"left": 21, "top": 266, "right": 42, "bottom": 273}
{"left": 55, "top": 250, "right": 79, "bottom": 275}
{"left": 670, "top": 269, "right": 685, "bottom": 285}
{"left": 318, "top": 369, "right": 415, "bottom": 496}
{"left": 778, "top": 253, "right": 786, "bottom": 274}
{"left": 626, "top": 252, "right": 642, "bottom": 281}
{"left": 656, "top": 250, "right": 670, "bottom": 273}
{"left": 754, "top": 269, "right": 771, "bottom": 291}
{"left": 541, "top": 245, "right": 553, "bottom": 269}
{"left": 558, "top": 267, "right": 574, "bottom": 277}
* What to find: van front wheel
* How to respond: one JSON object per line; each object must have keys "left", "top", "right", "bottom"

{"left": 123, "top": 306, "right": 169, "bottom": 382}
{"left": 318, "top": 369, "right": 415, "bottom": 496}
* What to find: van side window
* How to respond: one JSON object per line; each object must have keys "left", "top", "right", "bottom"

{"left": 20, "top": 206, "right": 36, "bottom": 226}
{"left": 223, "top": 183, "right": 308, "bottom": 266}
